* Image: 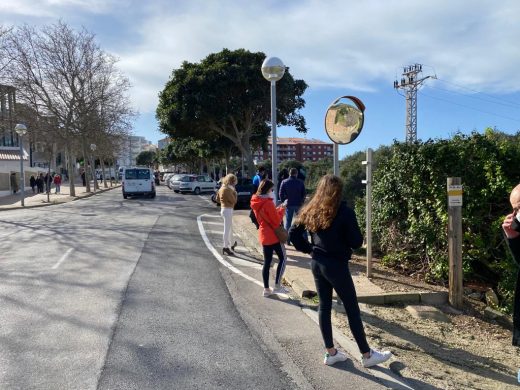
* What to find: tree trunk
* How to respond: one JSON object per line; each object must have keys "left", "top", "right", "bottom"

{"left": 66, "top": 148, "right": 76, "bottom": 197}
{"left": 82, "top": 143, "right": 91, "bottom": 193}
{"left": 101, "top": 159, "right": 108, "bottom": 188}
{"left": 46, "top": 164, "right": 51, "bottom": 203}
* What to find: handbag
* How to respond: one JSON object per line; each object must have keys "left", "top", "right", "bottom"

{"left": 273, "top": 225, "right": 289, "bottom": 244}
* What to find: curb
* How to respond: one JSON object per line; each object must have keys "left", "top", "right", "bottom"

{"left": 357, "top": 291, "right": 448, "bottom": 305}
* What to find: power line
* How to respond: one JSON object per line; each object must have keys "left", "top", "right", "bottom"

{"left": 418, "top": 91, "right": 520, "bottom": 123}
{"left": 433, "top": 78, "right": 520, "bottom": 108}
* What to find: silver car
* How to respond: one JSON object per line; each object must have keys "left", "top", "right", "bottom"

{"left": 171, "top": 174, "right": 216, "bottom": 195}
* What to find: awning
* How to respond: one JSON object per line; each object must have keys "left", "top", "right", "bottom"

{"left": 0, "top": 149, "right": 28, "bottom": 160}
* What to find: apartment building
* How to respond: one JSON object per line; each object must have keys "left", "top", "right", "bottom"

{"left": 253, "top": 137, "right": 333, "bottom": 163}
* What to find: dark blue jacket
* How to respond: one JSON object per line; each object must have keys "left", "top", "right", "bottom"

{"left": 288, "top": 202, "right": 363, "bottom": 261}
{"left": 279, "top": 176, "right": 306, "bottom": 207}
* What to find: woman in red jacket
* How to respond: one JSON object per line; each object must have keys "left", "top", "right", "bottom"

{"left": 250, "top": 179, "right": 287, "bottom": 297}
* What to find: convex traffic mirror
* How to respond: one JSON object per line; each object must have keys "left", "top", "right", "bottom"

{"left": 324, "top": 96, "right": 365, "bottom": 145}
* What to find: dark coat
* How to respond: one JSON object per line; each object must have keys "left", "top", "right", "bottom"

{"left": 289, "top": 201, "right": 363, "bottom": 261}
{"left": 279, "top": 176, "right": 306, "bottom": 207}
{"left": 507, "top": 237, "right": 520, "bottom": 346}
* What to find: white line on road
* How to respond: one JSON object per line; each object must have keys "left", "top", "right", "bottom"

{"left": 52, "top": 248, "right": 74, "bottom": 270}
{"left": 197, "top": 214, "right": 263, "bottom": 288}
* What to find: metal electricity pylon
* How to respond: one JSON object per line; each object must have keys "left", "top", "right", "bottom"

{"left": 393, "top": 64, "right": 435, "bottom": 143}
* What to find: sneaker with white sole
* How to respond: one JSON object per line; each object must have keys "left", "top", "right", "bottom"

{"left": 273, "top": 284, "right": 289, "bottom": 294}
{"left": 323, "top": 349, "right": 348, "bottom": 366}
{"left": 262, "top": 288, "right": 273, "bottom": 297}
{"left": 361, "top": 348, "right": 392, "bottom": 368}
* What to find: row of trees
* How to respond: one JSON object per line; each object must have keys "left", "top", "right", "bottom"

{"left": 0, "top": 22, "right": 134, "bottom": 195}
{"left": 156, "top": 49, "right": 308, "bottom": 176}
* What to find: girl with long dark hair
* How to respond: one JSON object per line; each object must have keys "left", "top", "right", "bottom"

{"left": 289, "top": 174, "right": 392, "bottom": 367}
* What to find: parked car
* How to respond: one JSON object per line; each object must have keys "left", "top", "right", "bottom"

{"left": 170, "top": 174, "right": 216, "bottom": 195}
{"left": 122, "top": 167, "right": 156, "bottom": 199}
{"left": 212, "top": 177, "right": 255, "bottom": 208}
{"left": 165, "top": 173, "right": 182, "bottom": 189}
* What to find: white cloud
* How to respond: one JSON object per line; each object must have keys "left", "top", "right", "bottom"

{"left": 3, "top": 0, "right": 520, "bottom": 115}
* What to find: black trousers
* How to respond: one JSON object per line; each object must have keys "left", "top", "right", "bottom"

{"left": 262, "top": 242, "right": 286, "bottom": 289}
{"left": 311, "top": 257, "right": 370, "bottom": 353}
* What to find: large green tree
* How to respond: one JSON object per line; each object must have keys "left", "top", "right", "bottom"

{"left": 156, "top": 48, "right": 308, "bottom": 176}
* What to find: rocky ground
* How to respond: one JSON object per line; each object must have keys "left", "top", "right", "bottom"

{"left": 330, "top": 257, "right": 520, "bottom": 389}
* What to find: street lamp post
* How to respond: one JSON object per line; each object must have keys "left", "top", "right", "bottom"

{"left": 90, "top": 143, "right": 97, "bottom": 191}
{"left": 261, "top": 56, "right": 285, "bottom": 203}
{"left": 14, "top": 124, "right": 27, "bottom": 207}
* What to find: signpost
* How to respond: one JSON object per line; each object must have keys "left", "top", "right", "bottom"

{"left": 447, "top": 177, "right": 463, "bottom": 309}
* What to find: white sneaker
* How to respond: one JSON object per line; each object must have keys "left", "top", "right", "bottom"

{"left": 273, "top": 284, "right": 289, "bottom": 294}
{"left": 323, "top": 349, "right": 348, "bottom": 365}
{"left": 262, "top": 288, "right": 273, "bottom": 297}
{"left": 362, "top": 348, "right": 392, "bottom": 368}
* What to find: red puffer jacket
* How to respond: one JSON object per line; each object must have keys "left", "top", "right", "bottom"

{"left": 250, "top": 194, "right": 285, "bottom": 246}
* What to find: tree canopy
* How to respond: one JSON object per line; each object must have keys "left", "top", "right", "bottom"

{"left": 156, "top": 48, "right": 308, "bottom": 176}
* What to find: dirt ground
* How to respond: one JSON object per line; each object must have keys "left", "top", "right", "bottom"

{"left": 330, "top": 257, "right": 520, "bottom": 389}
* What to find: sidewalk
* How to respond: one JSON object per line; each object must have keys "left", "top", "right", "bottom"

{"left": 0, "top": 180, "right": 121, "bottom": 210}
{"left": 232, "top": 210, "right": 448, "bottom": 306}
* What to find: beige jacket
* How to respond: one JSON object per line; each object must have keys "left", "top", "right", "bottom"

{"left": 217, "top": 185, "right": 237, "bottom": 208}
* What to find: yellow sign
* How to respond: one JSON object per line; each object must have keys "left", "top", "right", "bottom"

{"left": 448, "top": 184, "right": 463, "bottom": 206}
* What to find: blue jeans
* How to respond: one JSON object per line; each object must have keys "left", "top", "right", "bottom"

{"left": 284, "top": 206, "right": 300, "bottom": 236}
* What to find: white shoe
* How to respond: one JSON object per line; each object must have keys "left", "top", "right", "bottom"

{"left": 262, "top": 288, "right": 273, "bottom": 297}
{"left": 362, "top": 348, "right": 392, "bottom": 368}
{"left": 324, "top": 349, "right": 348, "bottom": 365}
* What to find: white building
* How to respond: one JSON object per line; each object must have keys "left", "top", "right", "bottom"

{"left": 117, "top": 135, "right": 154, "bottom": 167}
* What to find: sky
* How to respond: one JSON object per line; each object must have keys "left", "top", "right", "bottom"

{"left": 2, "top": 0, "right": 520, "bottom": 159}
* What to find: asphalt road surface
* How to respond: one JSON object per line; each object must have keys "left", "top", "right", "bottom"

{"left": 0, "top": 185, "right": 390, "bottom": 389}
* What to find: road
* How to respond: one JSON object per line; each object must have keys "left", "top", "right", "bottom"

{"left": 0, "top": 186, "right": 389, "bottom": 389}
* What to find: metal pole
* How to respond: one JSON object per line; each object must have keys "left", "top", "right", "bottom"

{"left": 365, "top": 148, "right": 373, "bottom": 277}
{"left": 333, "top": 143, "right": 339, "bottom": 176}
{"left": 19, "top": 137, "right": 25, "bottom": 207}
{"left": 271, "top": 80, "right": 278, "bottom": 202}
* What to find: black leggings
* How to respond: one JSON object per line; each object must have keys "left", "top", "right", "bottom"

{"left": 262, "top": 242, "right": 286, "bottom": 288}
{"left": 311, "top": 257, "right": 370, "bottom": 353}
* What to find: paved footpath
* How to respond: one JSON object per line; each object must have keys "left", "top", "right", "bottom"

{"left": 0, "top": 179, "right": 120, "bottom": 210}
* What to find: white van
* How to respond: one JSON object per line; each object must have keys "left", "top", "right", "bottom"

{"left": 122, "top": 167, "right": 156, "bottom": 199}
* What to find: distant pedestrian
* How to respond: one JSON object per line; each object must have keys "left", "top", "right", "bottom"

{"left": 277, "top": 168, "right": 289, "bottom": 199}
{"left": 29, "top": 175, "right": 36, "bottom": 193}
{"left": 10, "top": 173, "right": 18, "bottom": 194}
{"left": 216, "top": 174, "right": 238, "bottom": 256}
{"left": 36, "top": 173, "right": 44, "bottom": 193}
{"left": 250, "top": 179, "right": 288, "bottom": 297}
{"left": 81, "top": 171, "right": 86, "bottom": 186}
{"left": 53, "top": 174, "right": 62, "bottom": 194}
{"left": 501, "top": 184, "right": 520, "bottom": 346}
{"left": 279, "top": 168, "right": 306, "bottom": 245}
{"left": 252, "top": 166, "right": 267, "bottom": 193}
{"left": 289, "top": 174, "right": 392, "bottom": 367}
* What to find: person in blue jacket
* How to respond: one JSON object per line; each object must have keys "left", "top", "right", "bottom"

{"left": 279, "top": 168, "right": 306, "bottom": 244}
{"left": 289, "top": 174, "right": 392, "bottom": 367}
{"left": 252, "top": 166, "right": 267, "bottom": 193}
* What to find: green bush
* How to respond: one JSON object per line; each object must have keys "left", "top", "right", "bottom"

{"left": 369, "top": 129, "right": 520, "bottom": 310}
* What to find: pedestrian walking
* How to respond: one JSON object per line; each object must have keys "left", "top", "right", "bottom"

{"left": 215, "top": 173, "right": 238, "bottom": 256}
{"left": 53, "top": 173, "right": 62, "bottom": 194}
{"left": 289, "top": 174, "right": 392, "bottom": 367}
{"left": 10, "top": 173, "right": 18, "bottom": 194}
{"left": 81, "top": 170, "right": 86, "bottom": 186}
{"left": 250, "top": 179, "right": 288, "bottom": 297}
{"left": 279, "top": 167, "right": 306, "bottom": 245}
{"left": 29, "top": 175, "right": 36, "bottom": 193}
{"left": 501, "top": 183, "right": 520, "bottom": 346}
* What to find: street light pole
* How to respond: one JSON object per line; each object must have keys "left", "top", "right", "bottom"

{"left": 90, "top": 143, "right": 97, "bottom": 191}
{"left": 261, "top": 56, "right": 285, "bottom": 203}
{"left": 15, "top": 124, "right": 27, "bottom": 207}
